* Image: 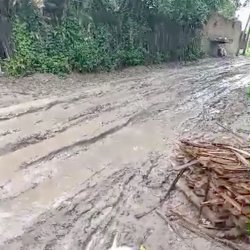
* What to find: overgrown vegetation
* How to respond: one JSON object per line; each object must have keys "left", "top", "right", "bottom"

{"left": 247, "top": 45, "right": 250, "bottom": 57}
{"left": 1, "top": 0, "right": 242, "bottom": 76}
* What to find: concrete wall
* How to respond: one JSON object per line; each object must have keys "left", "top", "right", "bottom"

{"left": 201, "top": 13, "right": 242, "bottom": 56}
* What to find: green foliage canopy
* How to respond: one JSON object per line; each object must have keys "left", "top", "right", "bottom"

{"left": 2, "top": 0, "right": 242, "bottom": 75}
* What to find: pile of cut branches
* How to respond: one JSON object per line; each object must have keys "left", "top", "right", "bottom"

{"left": 176, "top": 139, "right": 250, "bottom": 239}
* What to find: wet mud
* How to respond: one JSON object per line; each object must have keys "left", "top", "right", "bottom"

{"left": 0, "top": 58, "right": 250, "bottom": 249}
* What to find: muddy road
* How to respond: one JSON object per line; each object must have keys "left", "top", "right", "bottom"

{"left": 0, "top": 58, "right": 250, "bottom": 250}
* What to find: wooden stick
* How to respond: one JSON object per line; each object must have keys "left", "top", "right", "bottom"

{"left": 155, "top": 209, "right": 197, "bottom": 250}
{"left": 174, "top": 159, "right": 199, "bottom": 171}
{"left": 177, "top": 180, "right": 225, "bottom": 227}
{"left": 172, "top": 210, "right": 248, "bottom": 250}
{"left": 164, "top": 167, "right": 187, "bottom": 199}
{"left": 155, "top": 210, "right": 184, "bottom": 239}
{"left": 226, "top": 146, "right": 250, "bottom": 159}
{"left": 199, "top": 169, "right": 211, "bottom": 219}
{"left": 135, "top": 168, "right": 188, "bottom": 219}
{"left": 215, "top": 122, "right": 247, "bottom": 143}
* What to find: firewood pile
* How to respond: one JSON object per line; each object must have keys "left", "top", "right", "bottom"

{"left": 176, "top": 138, "right": 250, "bottom": 239}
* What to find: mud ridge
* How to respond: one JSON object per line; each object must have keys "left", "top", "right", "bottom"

{"left": 18, "top": 108, "right": 152, "bottom": 170}
{"left": 0, "top": 57, "right": 250, "bottom": 250}
{"left": 0, "top": 102, "right": 125, "bottom": 156}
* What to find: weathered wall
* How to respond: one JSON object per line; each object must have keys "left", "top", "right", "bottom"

{"left": 201, "top": 13, "right": 242, "bottom": 56}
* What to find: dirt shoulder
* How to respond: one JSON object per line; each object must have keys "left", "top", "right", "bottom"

{"left": 0, "top": 58, "right": 250, "bottom": 250}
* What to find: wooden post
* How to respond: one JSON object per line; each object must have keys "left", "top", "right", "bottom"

{"left": 242, "top": 12, "right": 250, "bottom": 55}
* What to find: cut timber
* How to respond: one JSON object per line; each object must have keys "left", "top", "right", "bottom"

{"left": 174, "top": 137, "right": 250, "bottom": 241}
{"left": 177, "top": 180, "right": 226, "bottom": 227}
{"left": 172, "top": 210, "right": 248, "bottom": 250}
{"left": 174, "top": 159, "right": 199, "bottom": 171}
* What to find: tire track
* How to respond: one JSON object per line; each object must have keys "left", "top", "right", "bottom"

{"left": 0, "top": 58, "right": 250, "bottom": 250}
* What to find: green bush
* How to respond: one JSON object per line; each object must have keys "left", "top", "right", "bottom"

{"left": 3, "top": 20, "right": 71, "bottom": 75}
{"left": 246, "top": 46, "right": 250, "bottom": 57}
{"left": 118, "top": 47, "right": 146, "bottom": 66}
{"left": 3, "top": 0, "right": 214, "bottom": 76}
{"left": 3, "top": 21, "right": 35, "bottom": 76}
{"left": 4, "top": 16, "right": 153, "bottom": 75}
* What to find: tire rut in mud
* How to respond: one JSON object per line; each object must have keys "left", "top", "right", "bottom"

{"left": 0, "top": 58, "right": 250, "bottom": 250}
{"left": 3, "top": 154, "right": 170, "bottom": 250}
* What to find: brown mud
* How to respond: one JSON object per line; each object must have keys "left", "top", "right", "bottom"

{"left": 0, "top": 57, "right": 250, "bottom": 250}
